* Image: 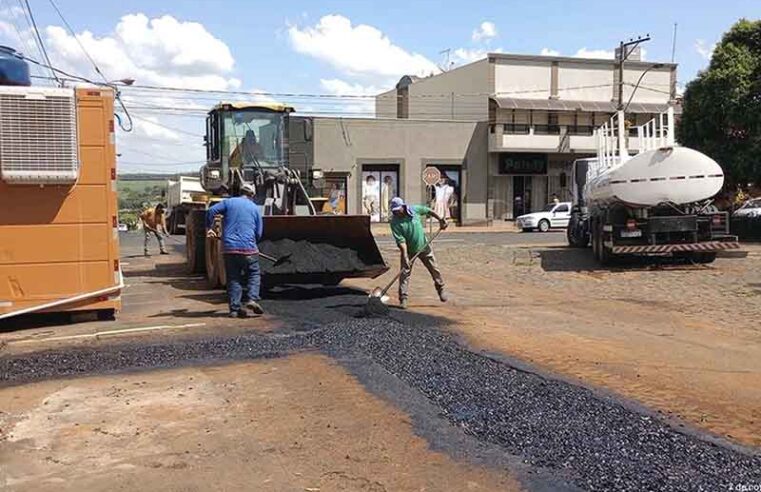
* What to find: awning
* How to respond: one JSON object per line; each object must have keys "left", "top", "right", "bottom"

{"left": 491, "top": 97, "right": 680, "bottom": 114}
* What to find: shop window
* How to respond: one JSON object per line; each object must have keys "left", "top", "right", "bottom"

{"left": 314, "top": 174, "right": 348, "bottom": 214}
{"left": 425, "top": 165, "right": 462, "bottom": 223}
{"left": 362, "top": 165, "right": 399, "bottom": 222}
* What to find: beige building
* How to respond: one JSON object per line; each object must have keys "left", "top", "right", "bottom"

{"left": 376, "top": 52, "right": 678, "bottom": 220}
{"left": 290, "top": 117, "right": 487, "bottom": 224}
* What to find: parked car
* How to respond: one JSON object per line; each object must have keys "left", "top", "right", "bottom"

{"left": 732, "top": 197, "right": 761, "bottom": 241}
{"left": 118, "top": 223, "right": 129, "bottom": 232}
{"left": 516, "top": 201, "right": 572, "bottom": 232}
{"left": 733, "top": 197, "right": 761, "bottom": 218}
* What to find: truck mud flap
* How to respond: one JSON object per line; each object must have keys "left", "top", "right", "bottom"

{"left": 258, "top": 215, "right": 388, "bottom": 285}
{"left": 612, "top": 241, "right": 740, "bottom": 254}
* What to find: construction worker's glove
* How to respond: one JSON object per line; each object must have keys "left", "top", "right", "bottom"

{"left": 401, "top": 254, "right": 411, "bottom": 270}
{"left": 206, "top": 229, "right": 218, "bottom": 239}
{"left": 439, "top": 218, "right": 448, "bottom": 230}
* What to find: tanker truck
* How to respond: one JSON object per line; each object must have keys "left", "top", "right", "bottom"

{"left": 566, "top": 107, "right": 739, "bottom": 265}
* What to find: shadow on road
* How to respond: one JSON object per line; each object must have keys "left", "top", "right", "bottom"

{"left": 537, "top": 246, "right": 716, "bottom": 273}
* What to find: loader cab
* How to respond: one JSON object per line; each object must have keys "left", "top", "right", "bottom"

{"left": 202, "top": 102, "right": 294, "bottom": 194}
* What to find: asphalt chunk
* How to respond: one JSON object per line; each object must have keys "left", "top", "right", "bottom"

{"left": 2, "top": 314, "right": 759, "bottom": 491}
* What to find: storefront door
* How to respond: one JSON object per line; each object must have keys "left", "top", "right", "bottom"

{"left": 512, "top": 176, "right": 532, "bottom": 217}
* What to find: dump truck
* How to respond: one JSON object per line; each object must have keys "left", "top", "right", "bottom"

{"left": 567, "top": 107, "right": 739, "bottom": 264}
{"left": 166, "top": 176, "right": 209, "bottom": 234}
{"left": 186, "top": 102, "right": 387, "bottom": 289}
{"left": 0, "top": 48, "right": 122, "bottom": 321}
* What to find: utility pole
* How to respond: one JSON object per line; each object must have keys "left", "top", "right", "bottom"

{"left": 617, "top": 34, "right": 651, "bottom": 109}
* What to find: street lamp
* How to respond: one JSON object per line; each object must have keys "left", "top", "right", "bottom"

{"left": 624, "top": 63, "right": 665, "bottom": 112}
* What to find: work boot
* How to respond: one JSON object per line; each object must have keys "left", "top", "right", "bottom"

{"left": 246, "top": 300, "right": 264, "bottom": 315}
{"left": 160, "top": 250, "right": 169, "bottom": 255}
{"left": 143, "top": 251, "right": 150, "bottom": 257}
{"left": 399, "top": 298, "right": 408, "bottom": 310}
{"left": 437, "top": 288, "right": 449, "bottom": 303}
{"left": 229, "top": 310, "right": 248, "bottom": 319}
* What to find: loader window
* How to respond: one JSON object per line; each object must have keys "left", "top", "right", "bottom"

{"left": 223, "top": 110, "right": 286, "bottom": 169}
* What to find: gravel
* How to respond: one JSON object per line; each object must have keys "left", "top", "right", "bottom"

{"left": 259, "top": 238, "right": 375, "bottom": 274}
{"left": 2, "top": 303, "right": 759, "bottom": 491}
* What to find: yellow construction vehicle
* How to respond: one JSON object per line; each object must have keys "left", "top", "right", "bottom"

{"left": 185, "top": 102, "right": 387, "bottom": 289}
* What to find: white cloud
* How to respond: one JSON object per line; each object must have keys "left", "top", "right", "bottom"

{"left": 695, "top": 39, "right": 716, "bottom": 61}
{"left": 472, "top": 21, "right": 497, "bottom": 42}
{"left": 574, "top": 47, "right": 615, "bottom": 59}
{"left": 35, "top": 13, "right": 245, "bottom": 172}
{"left": 288, "top": 15, "right": 438, "bottom": 78}
{"left": 452, "top": 48, "right": 488, "bottom": 64}
{"left": 320, "top": 78, "right": 384, "bottom": 96}
{"left": 317, "top": 78, "right": 381, "bottom": 117}
{"left": 44, "top": 14, "right": 240, "bottom": 90}
{"left": 540, "top": 48, "right": 560, "bottom": 56}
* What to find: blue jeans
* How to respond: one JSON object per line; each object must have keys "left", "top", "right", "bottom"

{"left": 224, "top": 254, "right": 261, "bottom": 313}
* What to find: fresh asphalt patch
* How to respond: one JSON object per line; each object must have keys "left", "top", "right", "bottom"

{"left": 1, "top": 295, "right": 759, "bottom": 491}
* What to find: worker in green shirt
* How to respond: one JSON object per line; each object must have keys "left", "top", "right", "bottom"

{"left": 389, "top": 197, "right": 448, "bottom": 309}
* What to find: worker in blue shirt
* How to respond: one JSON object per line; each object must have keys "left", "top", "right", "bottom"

{"left": 206, "top": 183, "right": 264, "bottom": 318}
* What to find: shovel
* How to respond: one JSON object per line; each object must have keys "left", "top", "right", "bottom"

{"left": 259, "top": 252, "right": 292, "bottom": 267}
{"left": 364, "top": 226, "right": 444, "bottom": 316}
{"left": 206, "top": 232, "right": 292, "bottom": 267}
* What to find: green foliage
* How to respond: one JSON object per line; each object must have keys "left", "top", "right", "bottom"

{"left": 678, "top": 19, "right": 761, "bottom": 186}
{"left": 117, "top": 180, "right": 166, "bottom": 212}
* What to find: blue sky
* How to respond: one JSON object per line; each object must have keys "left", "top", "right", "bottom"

{"left": 0, "top": 0, "right": 758, "bottom": 171}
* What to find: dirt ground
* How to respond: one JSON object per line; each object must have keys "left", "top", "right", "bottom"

{"left": 350, "top": 237, "right": 761, "bottom": 447}
{"left": 1, "top": 230, "right": 759, "bottom": 490}
{"left": 0, "top": 353, "right": 519, "bottom": 492}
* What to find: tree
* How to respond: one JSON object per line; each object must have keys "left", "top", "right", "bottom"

{"left": 678, "top": 19, "right": 761, "bottom": 186}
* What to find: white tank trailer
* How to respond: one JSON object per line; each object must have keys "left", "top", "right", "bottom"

{"left": 567, "top": 108, "right": 739, "bottom": 264}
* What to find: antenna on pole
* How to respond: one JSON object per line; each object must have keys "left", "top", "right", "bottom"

{"left": 671, "top": 23, "right": 678, "bottom": 63}
{"left": 438, "top": 48, "right": 452, "bottom": 72}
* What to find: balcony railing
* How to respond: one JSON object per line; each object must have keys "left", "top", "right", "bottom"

{"left": 533, "top": 124, "right": 561, "bottom": 135}
{"left": 503, "top": 123, "right": 530, "bottom": 135}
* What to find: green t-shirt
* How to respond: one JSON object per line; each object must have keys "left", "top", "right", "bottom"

{"left": 390, "top": 205, "right": 432, "bottom": 255}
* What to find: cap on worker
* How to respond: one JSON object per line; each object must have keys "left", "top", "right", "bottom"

{"left": 240, "top": 183, "right": 255, "bottom": 196}
{"left": 390, "top": 197, "right": 412, "bottom": 216}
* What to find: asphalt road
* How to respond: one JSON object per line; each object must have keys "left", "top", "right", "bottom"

{"left": 2, "top": 229, "right": 759, "bottom": 491}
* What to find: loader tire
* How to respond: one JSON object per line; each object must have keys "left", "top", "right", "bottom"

{"left": 186, "top": 210, "right": 206, "bottom": 274}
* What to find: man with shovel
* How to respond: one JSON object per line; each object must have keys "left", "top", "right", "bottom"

{"left": 140, "top": 203, "right": 169, "bottom": 256}
{"left": 206, "top": 183, "right": 265, "bottom": 318}
{"left": 389, "top": 197, "right": 448, "bottom": 309}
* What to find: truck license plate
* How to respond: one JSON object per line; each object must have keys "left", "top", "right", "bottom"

{"left": 621, "top": 230, "right": 642, "bottom": 238}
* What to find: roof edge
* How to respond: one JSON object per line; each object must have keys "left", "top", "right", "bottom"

{"left": 487, "top": 52, "right": 677, "bottom": 68}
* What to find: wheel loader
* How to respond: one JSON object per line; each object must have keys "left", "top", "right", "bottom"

{"left": 185, "top": 102, "right": 388, "bottom": 289}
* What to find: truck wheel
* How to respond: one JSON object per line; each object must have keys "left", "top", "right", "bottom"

{"left": 538, "top": 220, "right": 550, "bottom": 233}
{"left": 567, "top": 216, "right": 588, "bottom": 248}
{"left": 591, "top": 220, "right": 600, "bottom": 260}
{"left": 186, "top": 211, "right": 206, "bottom": 274}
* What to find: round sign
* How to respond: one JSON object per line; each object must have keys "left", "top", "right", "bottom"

{"left": 422, "top": 166, "right": 441, "bottom": 186}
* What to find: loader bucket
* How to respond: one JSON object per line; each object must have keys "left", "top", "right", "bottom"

{"left": 258, "top": 215, "right": 388, "bottom": 286}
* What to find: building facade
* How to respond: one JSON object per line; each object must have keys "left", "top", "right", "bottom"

{"left": 290, "top": 117, "right": 487, "bottom": 224}
{"left": 376, "top": 52, "right": 678, "bottom": 220}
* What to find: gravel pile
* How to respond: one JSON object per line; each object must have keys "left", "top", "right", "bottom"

{"left": 2, "top": 308, "right": 759, "bottom": 491}
{"left": 259, "top": 239, "right": 373, "bottom": 274}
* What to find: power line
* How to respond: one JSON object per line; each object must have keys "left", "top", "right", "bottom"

{"left": 46, "top": 0, "right": 109, "bottom": 84}
{"left": 19, "top": 0, "right": 60, "bottom": 84}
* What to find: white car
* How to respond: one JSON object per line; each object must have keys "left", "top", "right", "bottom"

{"left": 516, "top": 202, "right": 572, "bottom": 232}
{"left": 733, "top": 197, "right": 761, "bottom": 218}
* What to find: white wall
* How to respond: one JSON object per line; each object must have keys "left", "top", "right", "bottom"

{"left": 622, "top": 68, "right": 672, "bottom": 104}
{"left": 407, "top": 59, "right": 490, "bottom": 121}
{"left": 375, "top": 89, "right": 397, "bottom": 118}
{"left": 494, "top": 60, "right": 551, "bottom": 99}
{"left": 557, "top": 63, "right": 614, "bottom": 101}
